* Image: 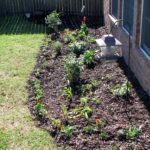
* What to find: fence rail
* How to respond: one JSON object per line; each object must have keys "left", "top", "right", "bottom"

{"left": 0, "top": 0, "right": 103, "bottom": 16}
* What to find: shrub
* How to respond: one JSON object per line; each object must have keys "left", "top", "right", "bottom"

{"left": 64, "top": 54, "right": 82, "bottom": 85}
{"left": 69, "top": 41, "right": 86, "bottom": 57}
{"left": 45, "top": 11, "right": 61, "bottom": 31}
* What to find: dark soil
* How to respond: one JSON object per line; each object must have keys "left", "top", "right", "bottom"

{"left": 27, "top": 26, "right": 150, "bottom": 150}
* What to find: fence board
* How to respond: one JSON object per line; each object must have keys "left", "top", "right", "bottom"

{"left": 0, "top": 0, "right": 103, "bottom": 16}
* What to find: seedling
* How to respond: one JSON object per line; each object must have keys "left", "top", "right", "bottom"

{"left": 102, "top": 74, "right": 113, "bottom": 81}
{"left": 100, "top": 131, "right": 110, "bottom": 140}
{"left": 61, "top": 105, "right": 69, "bottom": 119}
{"left": 61, "top": 125, "right": 76, "bottom": 138}
{"left": 90, "top": 79, "right": 98, "bottom": 88}
{"left": 83, "top": 125, "right": 95, "bottom": 134}
{"left": 80, "top": 97, "right": 89, "bottom": 105}
{"left": 63, "top": 87, "right": 73, "bottom": 100}
{"left": 51, "top": 118, "right": 61, "bottom": 129}
{"left": 35, "top": 103, "right": 47, "bottom": 116}
{"left": 34, "top": 79, "right": 43, "bottom": 100}
{"left": 118, "top": 127, "right": 140, "bottom": 139}
{"left": 111, "top": 81, "right": 133, "bottom": 97}
{"left": 81, "top": 106, "right": 93, "bottom": 119}
{"left": 93, "top": 96, "right": 101, "bottom": 105}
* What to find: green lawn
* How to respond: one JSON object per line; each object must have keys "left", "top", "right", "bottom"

{"left": 0, "top": 17, "right": 57, "bottom": 150}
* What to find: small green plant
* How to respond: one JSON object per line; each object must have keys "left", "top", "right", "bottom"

{"left": 123, "top": 127, "right": 140, "bottom": 140}
{"left": 90, "top": 79, "right": 98, "bottom": 88}
{"left": 83, "top": 49, "right": 96, "bottom": 66}
{"left": 45, "top": 10, "right": 61, "bottom": 31}
{"left": 35, "top": 103, "right": 47, "bottom": 116}
{"left": 69, "top": 41, "right": 86, "bottom": 57}
{"left": 81, "top": 106, "right": 92, "bottom": 119}
{"left": 78, "top": 30, "right": 86, "bottom": 39}
{"left": 61, "top": 105, "right": 69, "bottom": 119}
{"left": 61, "top": 126, "right": 76, "bottom": 138}
{"left": 111, "top": 81, "right": 133, "bottom": 97}
{"left": 93, "top": 96, "right": 101, "bottom": 105}
{"left": 83, "top": 125, "right": 95, "bottom": 134}
{"left": 100, "top": 131, "right": 110, "bottom": 140}
{"left": 102, "top": 74, "right": 113, "bottom": 81}
{"left": 64, "top": 54, "right": 82, "bottom": 85}
{"left": 80, "top": 97, "right": 89, "bottom": 105}
{"left": 51, "top": 41, "right": 62, "bottom": 55}
{"left": 63, "top": 87, "right": 73, "bottom": 100}
{"left": 109, "top": 145, "right": 119, "bottom": 150}
{"left": 80, "top": 23, "right": 88, "bottom": 35}
{"left": 51, "top": 118, "right": 61, "bottom": 129}
{"left": 34, "top": 79, "right": 43, "bottom": 100}
{"left": 86, "top": 36, "right": 96, "bottom": 44}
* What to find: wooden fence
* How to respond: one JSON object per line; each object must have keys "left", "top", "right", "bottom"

{"left": 0, "top": 0, "right": 103, "bottom": 16}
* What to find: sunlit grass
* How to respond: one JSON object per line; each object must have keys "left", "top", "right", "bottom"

{"left": 0, "top": 23, "right": 56, "bottom": 149}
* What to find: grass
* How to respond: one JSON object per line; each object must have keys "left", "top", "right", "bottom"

{"left": 0, "top": 16, "right": 57, "bottom": 150}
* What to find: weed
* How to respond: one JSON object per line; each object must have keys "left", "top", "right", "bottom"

{"left": 86, "top": 36, "right": 96, "bottom": 44}
{"left": 90, "top": 79, "right": 98, "bottom": 88}
{"left": 81, "top": 106, "right": 93, "bottom": 119}
{"left": 34, "top": 79, "right": 43, "bottom": 100}
{"left": 102, "top": 74, "right": 113, "bottom": 81}
{"left": 51, "top": 118, "right": 61, "bottom": 129}
{"left": 109, "top": 145, "right": 119, "bottom": 150}
{"left": 61, "top": 105, "right": 69, "bottom": 119}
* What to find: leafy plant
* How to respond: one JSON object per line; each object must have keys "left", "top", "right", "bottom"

{"left": 100, "top": 131, "right": 110, "bottom": 140}
{"left": 118, "top": 127, "right": 140, "bottom": 139}
{"left": 111, "top": 81, "right": 133, "bottom": 97}
{"left": 83, "top": 125, "right": 95, "bottom": 134}
{"left": 45, "top": 10, "right": 61, "bottom": 31}
{"left": 34, "top": 79, "right": 43, "bottom": 100}
{"left": 63, "top": 87, "right": 73, "bottom": 100}
{"left": 78, "top": 30, "right": 86, "bottom": 39}
{"left": 64, "top": 54, "right": 82, "bottom": 85}
{"left": 81, "top": 106, "right": 92, "bottom": 119}
{"left": 51, "top": 118, "right": 61, "bottom": 129}
{"left": 61, "top": 126, "right": 76, "bottom": 138}
{"left": 80, "top": 97, "right": 89, "bottom": 105}
{"left": 102, "top": 74, "right": 113, "bottom": 81}
{"left": 69, "top": 41, "right": 86, "bottom": 57}
{"left": 35, "top": 103, "right": 47, "bottom": 116}
{"left": 93, "top": 96, "right": 101, "bottom": 105}
{"left": 80, "top": 23, "right": 88, "bottom": 35}
{"left": 90, "top": 79, "right": 98, "bottom": 88}
{"left": 83, "top": 49, "right": 96, "bottom": 66}
{"left": 61, "top": 105, "right": 69, "bottom": 119}
{"left": 86, "top": 36, "right": 96, "bottom": 44}
{"left": 51, "top": 41, "right": 62, "bottom": 55}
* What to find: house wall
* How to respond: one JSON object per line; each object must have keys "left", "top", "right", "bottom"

{"left": 104, "top": 0, "right": 150, "bottom": 96}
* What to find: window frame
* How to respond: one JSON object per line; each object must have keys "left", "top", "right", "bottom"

{"left": 111, "top": 0, "right": 118, "bottom": 18}
{"left": 140, "top": 0, "right": 150, "bottom": 57}
{"left": 122, "top": 0, "right": 135, "bottom": 36}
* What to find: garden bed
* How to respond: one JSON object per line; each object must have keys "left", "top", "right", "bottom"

{"left": 27, "top": 23, "right": 150, "bottom": 150}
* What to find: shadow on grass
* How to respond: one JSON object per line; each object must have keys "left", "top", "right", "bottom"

{"left": 0, "top": 15, "right": 103, "bottom": 35}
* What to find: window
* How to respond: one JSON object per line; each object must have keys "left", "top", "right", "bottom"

{"left": 112, "top": 0, "right": 118, "bottom": 18}
{"left": 123, "top": 0, "right": 134, "bottom": 35}
{"left": 141, "top": 0, "right": 150, "bottom": 56}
